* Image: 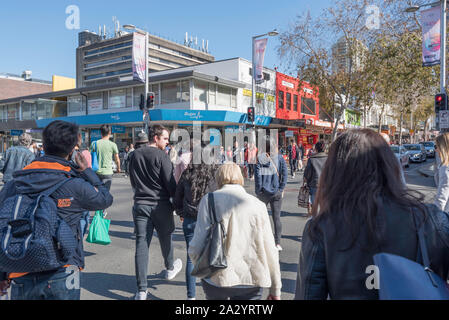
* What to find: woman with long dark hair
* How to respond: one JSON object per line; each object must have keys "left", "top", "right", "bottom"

{"left": 295, "top": 129, "right": 449, "bottom": 300}
{"left": 174, "top": 162, "right": 218, "bottom": 300}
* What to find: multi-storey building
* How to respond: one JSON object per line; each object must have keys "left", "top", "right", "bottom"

{"left": 76, "top": 30, "right": 215, "bottom": 88}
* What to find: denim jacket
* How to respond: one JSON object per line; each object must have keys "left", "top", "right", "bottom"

{"left": 0, "top": 146, "right": 35, "bottom": 183}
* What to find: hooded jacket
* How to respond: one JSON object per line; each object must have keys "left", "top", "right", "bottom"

{"left": 303, "top": 152, "right": 327, "bottom": 188}
{"left": 0, "top": 155, "right": 113, "bottom": 280}
{"left": 255, "top": 153, "right": 288, "bottom": 196}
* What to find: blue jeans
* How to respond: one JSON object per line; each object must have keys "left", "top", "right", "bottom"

{"left": 183, "top": 216, "right": 197, "bottom": 299}
{"left": 10, "top": 266, "right": 81, "bottom": 300}
{"left": 79, "top": 211, "right": 90, "bottom": 237}
{"left": 309, "top": 187, "right": 317, "bottom": 205}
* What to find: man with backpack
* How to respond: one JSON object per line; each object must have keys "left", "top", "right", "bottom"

{"left": 0, "top": 120, "right": 113, "bottom": 300}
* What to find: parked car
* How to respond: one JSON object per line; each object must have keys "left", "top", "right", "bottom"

{"left": 391, "top": 145, "right": 409, "bottom": 168}
{"left": 419, "top": 141, "right": 436, "bottom": 158}
{"left": 403, "top": 144, "right": 427, "bottom": 163}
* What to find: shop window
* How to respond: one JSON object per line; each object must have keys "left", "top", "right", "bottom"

{"left": 180, "top": 80, "right": 190, "bottom": 103}
{"left": 279, "top": 90, "right": 284, "bottom": 109}
{"left": 161, "top": 81, "right": 178, "bottom": 104}
{"left": 133, "top": 86, "right": 144, "bottom": 108}
{"left": 88, "top": 92, "right": 103, "bottom": 112}
{"left": 194, "top": 80, "right": 208, "bottom": 104}
{"left": 217, "top": 85, "right": 231, "bottom": 107}
{"left": 294, "top": 94, "right": 298, "bottom": 111}
{"left": 126, "top": 88, "right": 133, "bottom": 108}
{"left": 286, "top": 92, "right": 291, "bottom": 110}
{"left": 7, "top": 104, "right": 19, "bottom": 120}
{"left": 301, "top": 97, "right": 316, "bottom": 115}
{"left": 231, "top": 88, "right": 237, "bottom": 108}
{"left": 109, "top": 89, "right": 126, "bottom": 109}
{"left": 68, "top": 96, "right": 85, "bottom": 114}
{"left": 208, "top": 83, "right": 216, "bottom": 105}
{"left": 103, "top": 91, "right": 108, "bottom": 109}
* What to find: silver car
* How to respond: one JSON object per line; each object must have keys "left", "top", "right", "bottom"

{"left": 403, "top": 144, "right": 427, "bottom": 163}
{"left": 391, "top": 145, "right": 409, "bottom": 168}
{"left": 420, "top": 141, "right": 436, "bottom": 158}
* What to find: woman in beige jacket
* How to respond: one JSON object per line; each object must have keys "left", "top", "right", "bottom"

{"left": 188, "top": 162, "right": 282, "bottom": 300}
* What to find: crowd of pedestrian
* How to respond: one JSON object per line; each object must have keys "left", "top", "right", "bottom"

{"left": 1, "top": 121, "right": 449, "bottom": 301}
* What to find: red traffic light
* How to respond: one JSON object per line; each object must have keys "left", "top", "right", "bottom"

{"left": 437, "top": 95, "right": 443, "bottom": 102}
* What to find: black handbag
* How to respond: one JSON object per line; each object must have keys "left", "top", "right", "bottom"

{"left": 297, "top": 181, "right": 310, "bottom": 208}
{"left": 190, "top": 193, "right": 227, "bottom": 278}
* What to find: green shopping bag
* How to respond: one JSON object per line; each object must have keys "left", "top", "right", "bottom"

{"left": 86, "top": 210, "right": 111, "bottom": 245}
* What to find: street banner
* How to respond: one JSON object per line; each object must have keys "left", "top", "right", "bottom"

{"left": 132, "top": 32, "right": 147, "bottom": 82}
{"left": 254, "top": 38, "right": 268, "bottom": 84}
{"left": 420, "top": 5, "right": 441, "bottom": 66}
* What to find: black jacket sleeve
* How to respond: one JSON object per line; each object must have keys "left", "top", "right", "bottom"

{"left": 304, "top": 159, "right": 313, "bottom": 184}
{"left": 295, "top": 219, "right": 328, "bottom": 300}
{"left": 160, "top": 155, "right": 177, "bottom": 198}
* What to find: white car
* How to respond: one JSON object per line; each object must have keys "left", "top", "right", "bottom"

{"left": 391, "top": 145, "right": 409, "bottom": 168}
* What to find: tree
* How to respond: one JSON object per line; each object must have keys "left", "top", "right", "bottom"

{"left": 278, "top": 0, "right": 379, "bottom": 141}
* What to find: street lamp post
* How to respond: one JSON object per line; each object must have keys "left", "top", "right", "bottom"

{"left": 124, "top": 24, "right": 150, "bottom": 134}
{"left": 251, "top": 30, "right": 278, "bottom": 127}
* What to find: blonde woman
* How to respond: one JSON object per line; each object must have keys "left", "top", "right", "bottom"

{"left": 188, "top": 162, "right": 282, "bottom": 300}
{"left": 435, "top": 133, "right": 449, "bottom": 211}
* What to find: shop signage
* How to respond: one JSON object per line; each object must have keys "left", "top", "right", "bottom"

{"left": 324, "top": 129, "right": 333, "bottom": 135}
{"left": 10, "top": 129, "right": 23, "bottom": 136}
{"left": 285, "top": 131, "right": 294, "bottom": 137}
{"left": 112, "top": 125, "right": 126, "bottom": 134}
{"left": 303, "top": 87, "right": 313, "bottom": 94}
{"left": 184, "top": 111, "right": 204, "bottom": 121}
{"left": 282, "top": 80, "right": 294, "bottom": 89}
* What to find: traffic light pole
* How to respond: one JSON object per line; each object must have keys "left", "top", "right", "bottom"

{"left": 144, "top": 32, "right": 150, "bottom": 135}
{"left": 440, "top": 0, "right": 447, "bottom": 132}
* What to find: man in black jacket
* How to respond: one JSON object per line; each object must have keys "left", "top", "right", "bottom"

{"left": 128, "top": 125, "right": 181, "bottom": 300}
{"left": 303, "top": 141, "right": 327, "bottom": 205}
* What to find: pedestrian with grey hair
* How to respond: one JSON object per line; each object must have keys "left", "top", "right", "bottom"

{"left": 0, "top": 133, "right": 35, "bottom": 183}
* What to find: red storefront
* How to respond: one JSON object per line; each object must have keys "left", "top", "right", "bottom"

{"left": 275, "top": 72, "right": 320, "bottom": 155}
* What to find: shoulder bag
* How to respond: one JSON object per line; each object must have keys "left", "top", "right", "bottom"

{"left": 91, "top": 141, "right": 99, "bottom": 172}
{"left": 190, "top": 193, "right": 227, "bottom": 278}
{"left": 373, "top": 211, "right": 449, "bottom": 300}
{"left": 297, "top": 180, "right": 310, "bottom": 209}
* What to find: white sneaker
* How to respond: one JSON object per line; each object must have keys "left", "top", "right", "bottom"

{"left": 276, "top": 244, "right": 283, "bottom": 251}
{"left": 166, "top": 258, "right": 182, "bottom": 280}
{"left": 187, "top": 297, "right": 196, "bottom": 300}
{"left": 134, "top": 291, "right": 147, "bottom": 300}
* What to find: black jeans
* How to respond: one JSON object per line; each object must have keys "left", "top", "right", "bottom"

{"left": 258, "top": 191, "right": 283, "bottom": 245}
{"left": 248, "top": 164, "right": 256, "bottom": 178}
{"left": 96, "top": 174, "right": 113, "bottom": 191}
{"left": 133, "top": 202, "right": 175, "bottom": 292}
{"left": 201, "top": 280, "right": 263, "bottom": 300}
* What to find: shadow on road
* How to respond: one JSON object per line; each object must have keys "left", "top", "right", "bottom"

{"left": 282, "top": 235, "right": 302, "bottom": 243}
{"left": 82, "top": 272, "right": 136, "bottom": 300}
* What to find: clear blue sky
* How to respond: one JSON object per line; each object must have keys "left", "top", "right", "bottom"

{"left": 0, "top": 0, "right": 332, "bottom": 81}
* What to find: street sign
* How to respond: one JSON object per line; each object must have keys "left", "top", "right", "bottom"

{"left": 440, "top": 110, "right": 449, "bottom": 129}
{"left": 10, "top": 130, "right": 23, "bottom": 136}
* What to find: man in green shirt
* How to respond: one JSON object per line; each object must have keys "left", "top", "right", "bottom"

{"left": 90, "top": 124, "right": 121, "bottom": 191}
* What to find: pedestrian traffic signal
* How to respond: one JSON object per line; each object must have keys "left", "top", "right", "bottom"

{"left": 247, "top": 107, "right": 255, "bottom": 123}
{"left": 139, "top": 94, "right": 145, "bottom": 111}
{"left": 435, "top": 93, "right": 447, "bottom": 113}
{"left": 147, "top": 92, "right": 155, "bottom": 109}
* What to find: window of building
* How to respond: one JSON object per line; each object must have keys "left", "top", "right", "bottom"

{"left": 109, "top": 89, "right": 126, "bottom": 109}
{"left": 84, "top": 41, "right": 133, "bottom": 56}
{"left": 231, "top": 88, "right": 237, "bottom": 108}
{"left": 301, "top": 97, "right": 316, "bottom": 115}
{"left": 7, "top": 104, "right": 19, "bottom": 120}
{"left": 161, "top": 81, "right": 179, "bottom": 104}
{"left": 133, "top": 86, "right": 144, "bottom": 108}
{"left": 208, "top": 83, "right": 216, "bottom": 105}
{"left": 126, "top": 88, "right": 133, "bottom": 108}
{"left": 279, "top": 90, "right": 284, "bottom": 109}
{"left": 194, "top": 80, "right": 208, "bottom": 104}
{"left": 286, "top": 92, "right": 291, "bottom": 110}
{"left": 217, "top": 85, "right": 231, "bottom": 107}
{"left": 103, "top": 91, "right": 108, "bottom": 109}
{"left": 88, "top": 92, "right": 103, "bottom": 112}
{"left": 85, "top": 55, "right": 132, "bottom": 69}
{"left": 180, "top": 80, "right": 190, "bottom": 103}
{"left": 68, "top": 96, "right": 85, "bottom": 114}
{"left": 294, "top": 94, "right": 298, "bottom": 111}
{"left": 22, "top": 102, "right": 34, "bottom": 120}
{"left": 84, "top": 68, "right": 133, "bottom": 81}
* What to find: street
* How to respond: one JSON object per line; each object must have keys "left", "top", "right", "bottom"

{"left": 78, "top": 158, "right": 437, "bottom": 300}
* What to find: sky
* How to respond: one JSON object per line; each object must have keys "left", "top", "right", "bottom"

{"left": 0, "top": 0, "right": 333, "bottom": 81}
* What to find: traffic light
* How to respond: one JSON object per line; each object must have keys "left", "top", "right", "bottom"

{"left": 147, "top": 92, "right": 155, "bottom": 109}
{"left": 435, "top": 93, "right": 447, "bottom": 113}
{"left": 247, "top": 107, "right": 255, "bottom": 123}
{"left": 139, "top": 94, "right": 145, "bottom": 111}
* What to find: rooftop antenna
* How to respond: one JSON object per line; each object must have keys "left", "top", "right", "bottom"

{"left": 103, "top": 25, "right": 107, "bottom": 39}
{"left": 206, "top": 40, "right": 209, "bottom": 53}
{"left": 185, "top": 32, "right": 188, "bottom": 46}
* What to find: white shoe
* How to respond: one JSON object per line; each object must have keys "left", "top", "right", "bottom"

{"left": 166, "top": 258, "right": 182, "bottom": 280}
{"left": 187, "top": 297, "right": 196, "bottom": 300}
{"left": 134, "top": 291, "right": 147, "bottom": 300}
{"left": 276, "top": 244, "right": 283, "bottom": 251}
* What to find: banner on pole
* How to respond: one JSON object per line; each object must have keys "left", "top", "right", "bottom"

{"left": 132, "top": 32, "right": 147, "bottom": 82}
{"left": 420, "top": 5, "right": 441, "bottom": 67}
{"left": 254, "top": 38, "right": 268, "bottom": 84}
